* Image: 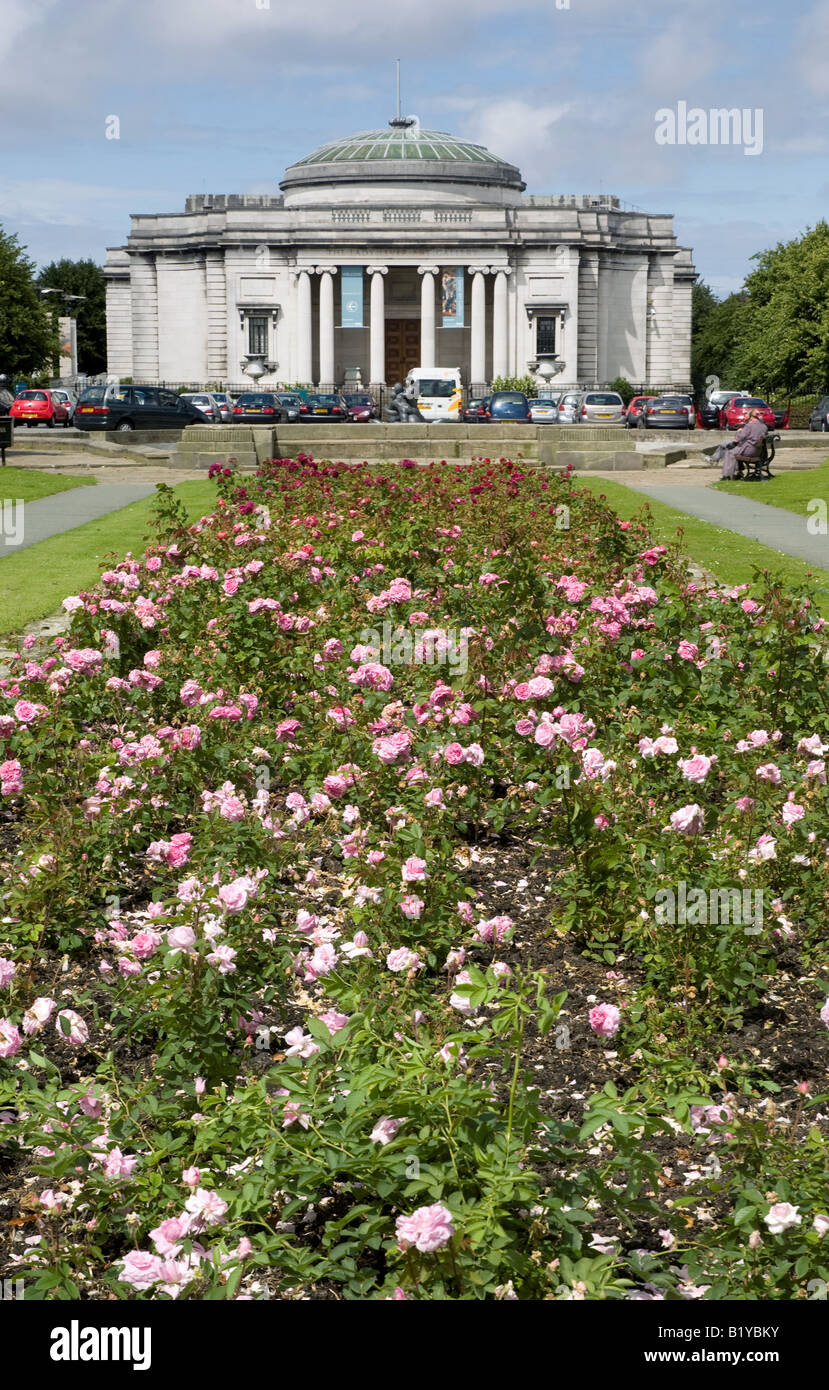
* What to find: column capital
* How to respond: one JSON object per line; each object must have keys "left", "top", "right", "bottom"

{"left": 467, "top": 264, "right": 491, "bottom": 276}
{"left": 417, "top": 264, "right": 441, "bottom": 276}
{"left": 291, "top": 266, "right": 313, "bottom": 280}
{"left": 314, "top": 265, "right": 339, "bottom": 276}
{"left": 491, "top": 265, "right": 512, "bottom": 276}
{"left": 366, "top": 264, "right": 388, "bottom": 276}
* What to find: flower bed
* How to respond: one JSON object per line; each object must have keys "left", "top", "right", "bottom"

{"left": 0, "top": 456, "right": 827, "bottom": 1301}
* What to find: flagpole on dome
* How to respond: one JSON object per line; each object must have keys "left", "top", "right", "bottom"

{"left": 390, "top": 58, "right": 417, "bottom": 133}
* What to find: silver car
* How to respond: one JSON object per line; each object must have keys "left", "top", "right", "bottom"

{"left": 51, "top": 388, "right": 77, "bottom": 424}
{"left": 180, "top": 392, "right": 222, "bottom": 423}
{"left": 557, "top": 391, "right": 582, "bottom": 424}
{"left": 577, "top": 391, "right": 625, "bottom": 424}
{"left": 528, "top": 397, "right": 559, "bottom": 424}
{"left": 210, "top": 392, "right": 234, "bottom": 423}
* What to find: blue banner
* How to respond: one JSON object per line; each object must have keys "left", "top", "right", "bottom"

{"left": 340, "top": 266, "right": 363, "bottom": 328}
{"left": 441, "top": 267, "right": 465, "bottom": 328}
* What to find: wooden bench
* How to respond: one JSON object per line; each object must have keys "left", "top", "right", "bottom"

{"left": 735, "top": 432, "right": 779, "bottom": 482}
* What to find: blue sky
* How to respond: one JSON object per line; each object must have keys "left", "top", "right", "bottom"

{"left": 1, "top": 0, "right": 827, "bottom": 299}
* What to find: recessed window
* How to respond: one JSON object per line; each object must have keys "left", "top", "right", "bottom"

{"left": 248, "top": 315, "right": 268, "bottom": 355}
{"left": 536, "top": 316, "right": 556, "bottom": 355}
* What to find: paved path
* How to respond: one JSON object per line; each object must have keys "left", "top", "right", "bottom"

{"left": 0, "top": 483, "right": 156, "bottom": 557}
{"left": 621, "top": 481, "right": 829, "bottom": 570}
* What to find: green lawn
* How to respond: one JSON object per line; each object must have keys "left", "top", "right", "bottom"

{"left": 714, "top": 459, "right": 829, "bottom": 516}
{"left": 0, "top": 466, "right": 96, "bottom": 503}
{"left": 575, "top": 475, "right": 829, "bottom": 616}
{"left": 0, "top": 481, "right": 217, "bottom": 638}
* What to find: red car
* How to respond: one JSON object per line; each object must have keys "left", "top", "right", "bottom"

{"left": 625, "top": 395, "right": 656, "bottom": 428}
{"left": 10, "top": 389, "right": 71, "bottom": 428}
{"left": 720, "top": 396, "right": 776, "bottom": 431}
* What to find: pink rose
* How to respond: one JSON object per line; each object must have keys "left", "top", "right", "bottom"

{"left": 54, "top": 1009, "right": 88, "bottom": 1046}
{"left": 588, "top": 1003, "right": 621, "bottom": 1039}
{"left": 0, "top": 1019, "right": 22, "bottom": 1057}
{"left": 386, "top": 947, "right": 422, "bottom": 972}
{"left": 370, "top": 1116, "right": 405, "bottom": 1145}
{"left": 444, "top": 742, "right": 465, "bottom": 765}
{"left": 167, "top": 925, "right": 197, "bottom": 954}
{"left": 669, "top": 803, "right": 705, "bottom": 835}
{"left": 396, "top": 1202, "right": 454, "bottom": 1253}
{"left": 401, "top": 855, "right": 428, "bottom": 882}
{"left": 677, "top": 753, "right": 716, "bottom": 783}
{"left": 118, "top": 1250, "right": 163, "bottom": 1290}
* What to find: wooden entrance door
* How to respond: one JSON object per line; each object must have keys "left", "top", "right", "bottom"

{"left": 385, "top": 318, "right": 421, "bottom": 386}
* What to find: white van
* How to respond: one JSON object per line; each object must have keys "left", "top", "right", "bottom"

{"left": 405, "top": 367, "right": 463, "bottom": 423}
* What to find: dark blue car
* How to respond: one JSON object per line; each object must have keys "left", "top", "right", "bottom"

{"left": 487, "top": 391, "right": 531, "bottom": 422}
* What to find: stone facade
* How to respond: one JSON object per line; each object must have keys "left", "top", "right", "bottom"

{"left": 104, "top": 121, "right": 695, "bottom": 393}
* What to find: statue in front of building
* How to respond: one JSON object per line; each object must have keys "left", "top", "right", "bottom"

{"left": 384, "top": 382, "right": 424, "bottom": 423}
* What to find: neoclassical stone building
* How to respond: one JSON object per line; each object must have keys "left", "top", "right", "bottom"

{"left": 104, "top": 116, "right": 695, "bottom": 394}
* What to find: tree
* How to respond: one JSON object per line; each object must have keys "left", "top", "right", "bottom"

{"left": 37, "top": 258, "right": 107, "bottom": 375}
{"left": 689, "top": 290, "right": 749, "bottom": 393}
{"left": 609, "top": 376, "right": 634, "bottom": 404}
{"left": 735, "top": 222, "right": 829, "bottom": 395}
{"left": 690, "top": 282, "right": 718, "bottom": 392}
{"left": 0, "top": 224, "right": 58, "bottom": 378}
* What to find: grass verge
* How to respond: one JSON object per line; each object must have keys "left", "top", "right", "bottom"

{"left": 575, "top": 475, "right": 829, "bottom": 616}
{"left": 0, "top": 481, "right": 217, "bottom": 638}
{"left": 0, "top": 466, "right": 96, "bottom": 503}
{"left": 714, "top": 459, "right": 829, "bottom": 516}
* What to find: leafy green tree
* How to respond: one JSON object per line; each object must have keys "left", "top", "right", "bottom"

{"left": 37, "top": 258, "right": 107, "bottom": 375}
{"left": 0, "top": 225, "right": 58, "bottom": 378}
{"left": 736, "top": 222, "right": 829, "bottom": 395}
{"left": 689, "top": 291, "right": 749, "bottom": 393}
{"left": 608, "top": 376, "right": 634, "bottom": 404}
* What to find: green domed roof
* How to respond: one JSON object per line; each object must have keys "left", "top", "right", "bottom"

{"left": 281, "top": 119, "right": 525, "bottom": 194}
{"left": 293, "top": 125, "right": 501, "bottom": 166}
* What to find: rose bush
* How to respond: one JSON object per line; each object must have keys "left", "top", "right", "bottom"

{"left": 0, "top": 455, "right": 826, "bottom": 1300}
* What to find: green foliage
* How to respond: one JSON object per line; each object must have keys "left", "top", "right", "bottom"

{"left": 608, "top": 376, "right": 635, "bottom": 404}
{"left": 0, "top": 224, "right": 59, "bottom": 377}
{"left": 36, "top": 258, "right": 107, "bottom": 375}
{"left": 489, "top": 374, "right": 537, "bottom": 396}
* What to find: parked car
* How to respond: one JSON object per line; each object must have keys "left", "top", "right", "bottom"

{"left": 625, "top": 395, "right": 657, "bottom": 428}
{"left": 487, "top": 391, "right": 531, "bottom": 422}
{"left": 808, "top": 395, "right": 829, "bottom": 432}
{"left": 578, "top": 391, "right": 625, "bottom": 424}
{"left": 720, "top": 396, "right": 776, "bottom": 430}
{"left": 342, "top": 392, "right": 377, "bottom": 422}
{"left": 557, "top": 391, "right": 582, "bottom": 424}
{"left": 10, "top": 389, "right": 71, "bottom": 428}
{"left": 462, "top": 397, "right": 489, "bottom": 424}
{"left": 665, "top": 393, "right": 696, "bottom": 429}
{"left": 639, "top": 396, "right": 697, "bottom": 429}
{"left": 276, "top": 393, "right": 303, "bottom": 423}
{"left": 230, "top": 392, "right": 284, "bottom": 423}
{"left": 698, "top": 389, "right": 748, "bottom": 428}
{"left": 298, "top": 393, "right": 349, "bottom": 421}
{"left": 179, "top": 392, "right": 222, "bottom": 423}
{"left": 210, "top": 392, "right": 234, "bottom": 422}
{"left": 528, "top": 398, "right": 558, "bottom": 423}
{"left": 50, "top": 388, "right": 77, "bottom": 424}
{"left": 74, "top": 384, "right": 204, "bottom": 431}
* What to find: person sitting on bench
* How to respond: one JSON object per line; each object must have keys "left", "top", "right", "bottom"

{"left": 711, "top": 409, "right": 769, "bottom": 479}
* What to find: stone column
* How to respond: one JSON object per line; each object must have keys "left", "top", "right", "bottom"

{"left": 469, "top": 265, "right": 489, "bottom": 391}
{"left": 418, "top": 265, "right": 439, "bottom": 366}
{"left": 205, "top": 250, "right": 228, "bottom": 382}
{"left": 296, "top": 269, "right": 313, "bottom": 387}
{"left": 492, "top": 268, "right": 510, "bottom": 380}
{"left": 317, "top": 266, "right": 337, "bottom": 391}
{"left": 367, "top": 265, "right": 388, "bottom": 388}
{"left": 130, "top": 252, "right": 159, "bottom": 381}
